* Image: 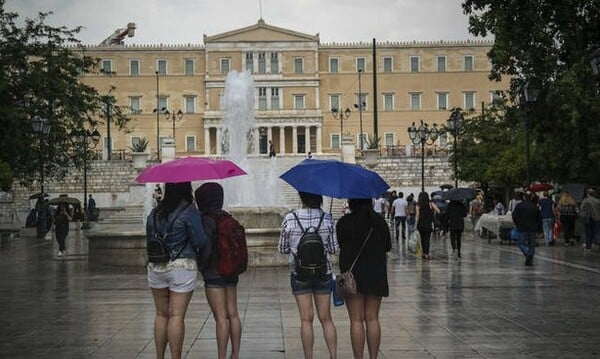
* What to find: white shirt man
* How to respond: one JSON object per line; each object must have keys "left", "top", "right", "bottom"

{"left": 373, "top": 195, "right": 387, "bottom": 215}
{"left": 392, "top": 193, "right": 408, "bottom": 240}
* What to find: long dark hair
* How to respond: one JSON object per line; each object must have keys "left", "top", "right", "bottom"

{"left": 195, "top": 182, "right": 224, "bottom": 214}
{"left": 155, "top": 182, "right": 193, "bottom": 219}
{"left": 417, "top": 191, "right": 430, "bottom": 208}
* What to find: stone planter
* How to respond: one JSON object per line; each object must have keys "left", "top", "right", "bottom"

{"left": 131, "top": 152, "right": 150, "bottom": 169}
{"left": 363, "top": 149, "right": 379, "bottom": 168}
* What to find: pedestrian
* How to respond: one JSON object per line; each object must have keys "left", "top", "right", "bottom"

{"left": 391, "top": 192, "right": 408, "bottom": 241}
{"left": 72, "top": 204, "right": 84, "bottom": 231}
{"left": 557, "top": 191, "right": 578, "bottom": 246}
{"left": 194, "top": 182, "right": 242, "bottom": 359}
{"left": 279, "top": 191, "right": 338, "bottom": 359}
{"left": 508, "top": 192, "right": 523, "bottom": 213}
{"left": 537, "top": 191, "right": 557, "bottom": 246}
{"left": 492, "top": 198, "right": 506, "bottom": 216}
{"left": 469, "top": 194, "right": 484, "bottom": 233}
{"left": 415, "top": 192, "right": 440, "bottom": 260}
{"left": 336, "top": 198, "right": 391, "bottom": 359}
{"left": 446, "top": 200, "right": 467, "bottom": 258}
{"left": 146, "top": 182, "right": 210, "bottom": 359}
{"left": 580, "top": 187, "right": 600, "bottom": 250}
{"left": 153, "top": 184, "right": 163, "bottom": 207}
{"left": 406, "top": 193, "right": 416, "bottom": 236}
{"left": 54, "top": 203, "right": 72, "bottom": 257}
{"left": 268, "top": 140, "right": 276, "bottom": 157}
{"left": 87, "top": 194, "right": 97, "bottom": 221}
{"left": 372, "top": 193, "right": 387, "bottom": 217}
{"left": 512, "top": 191, "right": 542, "bottom": 266}
{"left": 386, "top": 190, "right": 397, "bottom": 220}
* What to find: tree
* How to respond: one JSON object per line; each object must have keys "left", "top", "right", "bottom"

{"left": 462, "top": 0, "right": 600, "bottom": 184}
{"left": 0, "top": 1, "right": 129, "bottom": 188}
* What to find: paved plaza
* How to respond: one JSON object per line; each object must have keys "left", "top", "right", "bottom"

{"left": 1, "top": 227, "right": 600, "bottom": 358}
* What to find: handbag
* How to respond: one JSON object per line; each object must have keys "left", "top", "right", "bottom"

{"left": 335, "top": 228, "right": 373, "bottom": 299}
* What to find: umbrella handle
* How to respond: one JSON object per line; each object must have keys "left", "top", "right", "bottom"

{"left": 329, "top": 198, "right": 333, "bottom": 214}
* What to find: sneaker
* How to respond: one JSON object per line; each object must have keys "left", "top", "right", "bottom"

{"left": 57, "top": 251, "right": 63, "bottom": 257}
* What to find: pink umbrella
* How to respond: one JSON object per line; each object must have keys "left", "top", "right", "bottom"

{"left": 135, "top": 157, "right": 247, "bottom": 183}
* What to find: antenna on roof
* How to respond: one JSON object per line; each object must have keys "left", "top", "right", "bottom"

{"left": 99, "top": 23, "right": 136, "bottom": 46}
{"left": 258, "top": 0, "right": 263, "bottom": 20}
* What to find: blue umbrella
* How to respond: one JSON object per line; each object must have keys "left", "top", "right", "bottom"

{"left": 280, "top": 158, "right": 390, "bottom": 199}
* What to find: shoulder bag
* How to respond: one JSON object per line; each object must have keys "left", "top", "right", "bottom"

{"left": 335, "top": 227, "right": 373, "bottom": 299}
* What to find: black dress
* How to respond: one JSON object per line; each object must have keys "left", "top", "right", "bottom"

{"left": 336, "top": 210, "right": 391, "bottom": 297}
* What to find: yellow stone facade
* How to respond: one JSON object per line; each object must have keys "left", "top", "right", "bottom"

{"left": 79, "top": 19, "right": 509, "bottom": 158}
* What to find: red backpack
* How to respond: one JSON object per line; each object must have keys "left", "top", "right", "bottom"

{"left": 212, "top": 212, "right": 248, "bottom": 277}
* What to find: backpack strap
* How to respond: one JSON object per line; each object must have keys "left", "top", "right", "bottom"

{"left": 292, "top": 211, "right": 325, "bottom": 233}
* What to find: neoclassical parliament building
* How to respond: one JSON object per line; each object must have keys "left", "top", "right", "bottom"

{"left": 80, "top": 19, "right": 509, "bottom": 158}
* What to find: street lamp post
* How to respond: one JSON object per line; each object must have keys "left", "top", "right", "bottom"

{"left": 164, "top": 109, "right": 184, "bottom": 141}
{"left": 407, "top": 120, "right": 440, "bottom": 193}
{"left": 354, "top": 68, "right": 365, "bottom": 150}
{"left": 31, "top": 116, "right": 51, "bottom": 238}
{"left": 522, "top": 79, "right": 541, "bottom": 187}
{"left": 331, "top": 107, "right": 351, "bottom": 141}
{"left": 104, "top": 100, "right": 112, "bottom": 160}
{"left": 155, "top": 71, "right": 161, "bottom": 161}
{"left": 72, "top": 128, "right": 100, "bottom": 229}
{"left": 446, "top": 107, "right": 464, "bottom": 189}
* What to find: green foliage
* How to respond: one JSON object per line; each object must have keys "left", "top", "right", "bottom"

{"left": 0, "top": 160, "right": 13, "bottom": 191}
{"left": 0, "top": 1, "right": 129, "bottom": 186}
{"left": 130, "top": 137, "right": 148, "bottom": 152}
{"left": 462, "top": 0, "right": 600, "bottom": 184}
{"left": 365, "top": 134, "right": 381, "bottom": 149}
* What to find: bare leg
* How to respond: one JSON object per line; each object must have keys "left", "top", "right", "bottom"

{"left": 151, "top": 288, "right": 170, "bottom": 359}
{"left": 226, "top": 286, "right": 242, "bottom": 359}
{"left": 295, "top": 293, "right": 315, "bottom": 359}
{"left": 345, "top": 294, "right": 366, "bottom": 359}
{"left": 364, "top": 295, "right": 382, "bottom": 359}
{"left": 167, "top": 291, "right": 193, "bottom": 359}
{"left": 314, "top": 293, "right": 337, "bottom": 359}
{"left": 206, "top": 287, "right": 230, "bottom": 359}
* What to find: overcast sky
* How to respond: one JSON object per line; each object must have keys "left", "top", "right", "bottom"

{"left": 4, "top": 0, "right": 486, "bottom": 45}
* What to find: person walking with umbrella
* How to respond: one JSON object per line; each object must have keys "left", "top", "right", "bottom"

{"left": 146, "top": 182, "right": 210, "bottom": 359}
{"left": 336, "top": 198, "right": 391, "bottom": 359}
{"left": 446, "top": 200, "right": 467, "bottom": 258}
{"left": 279, "top": 191, "right": 339, "bottom": 359}
{"left": 53, "top": 203, "right": 72, "bottom": 257}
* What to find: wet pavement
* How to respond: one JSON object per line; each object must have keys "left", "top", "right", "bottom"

{"left": 1, "top": 227, "right": 600, "bottom": 358}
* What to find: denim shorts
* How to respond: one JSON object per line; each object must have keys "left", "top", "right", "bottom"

{"left": 290, "top": 272, "right": 332, "bottom": 295}
{"left": 147, "top": 268, "right": 197, "bottom": 293}
{"left": 204, "top": 275, "right": 239, "bottom": 288}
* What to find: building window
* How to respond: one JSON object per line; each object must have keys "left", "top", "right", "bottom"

{"left": 157, "top": 59, "right": 167, "bottom": 75}
{"left": 383, "top": 57, "right": 392, "bottom": 73}
{"left": 410, "top": 56, "right": 419, "bottom": 73}
{"left": 410, "top": 93, "right": 421, "bottom": 110}
{"left": 464, "top": 55, "right": 474, "bottom": 71}
{"left": 330, "top": 94, "right": 340, "bottom": 111}
{"left": 383, "top": 93, "right": 394, "bottom": 111}
{"left": 294, "top": 94, "right": 305, "bottom": 110}
{"left": 464, "top": 91, "right": 475, "bottom": 110}
{"left": 356, "top": 57, "right": 366, "bottom": 72}
{"left": 331, "top": 134, "right": 341, "bottom": 149}
{"left": 384, "top": 133, "right": 394, "bottom": 147}
{"left": 329, "top": 58, "right": 339, "bottom": 73}
{"left": 271, "top": 88, "right": 280, "bottom": 110}
{"left": 270, "top": 52, "right": 279, "bottom": 73}
{"left": 102, "top": 59, "right": 112, "bottom": 74}
{"left": 186, "top": 136, "right": 196, "bottom": 152}
{"left": 220, "top": 58, "right": 230, "bottom": 75}
{"left": 258, "top": 87, "right": 267, "bottom": 110}
{"left": 184, "top": 59, "right": 194, "bottom": 75}
{"left": 294, "top": 58, "right": 303, "bottom": 73}
{"left": 184, "top": 96, "right": 195, "bottom": 113}
{"left": 258, "top": 52, "right": 266, "bottom": 74}
{"left": 491, "top": 90, "right": 503, "bottom": 106}
{"left": 158, "top": 96, "right": 168, "bottom": 111}
{"left": 437, "top": 92, "right": 448, "bottom": 110}
{"left": 437, "top": 56, "right": 446, "bottom": 72}
{"left": 129, "top": 60, "right": 139, "bottom": 76}
{"left": 245, "top": 53, "right": 253, "bottom": 72}
{"left": 129, "top": 97, "right": 141, "bottom": 114}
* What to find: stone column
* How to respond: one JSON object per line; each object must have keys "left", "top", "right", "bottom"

{"left": 304, "top": 126, "right": 311, "bottom": 154}
{"left": 267, "top": 126, "right": 273, "bottom": 144}
{"left": 254, "top": 128, "right": 260, "bottom": 154}
{"left": 316, "top": 125, "right": 322, "bottom": 154}
{"left": 279, "top": 126, "right": 285, "bottom": 155}
{"left": 292, "top": 126, "right": 298, "bottom": 154}
{"left": 204, "top": 127, "right": 210, "bottom": 155}
{"left": 216, "top": 127, "right": 222, "bottom": 156}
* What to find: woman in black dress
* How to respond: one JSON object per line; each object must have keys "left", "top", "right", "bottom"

{"left": 54, "top": 203, "right": 72, "bottom": 257}
{"left": 336, "top": 198, "right": 391, "bottom": 359}
{"left": 415, "top": 192, "right": 440, "bottom": 260}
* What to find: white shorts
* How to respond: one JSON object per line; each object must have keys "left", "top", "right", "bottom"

{"left": 147, "top": 268, "right": 198, "bottom": 293}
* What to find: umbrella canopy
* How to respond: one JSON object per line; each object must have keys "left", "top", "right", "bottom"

{"left": 440, "top": 184, "right": 454, "bottom": 190}
{"left": 441, "top": 187, "right": 478, "bottom": 201}
{"left": 29, "top": 192, "right": 49, "bottom": 200}
{"left": 529, "top": 182, "right": 553, "bottom": 192}
{"left": 135, "top": 156, "right": 247, "bottom": 183}
{"left": 48, "top": 196, "right": 81, "bottom": 205}
{"left": 279, "top": 158, "right": 389, "bottom": 199}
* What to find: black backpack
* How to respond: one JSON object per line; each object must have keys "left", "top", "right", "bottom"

{"left": 293, "top": 212, "right": 327, "bottom": 279}
{"left": 147, "top": 204, "right": 189, "bottom": 264}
